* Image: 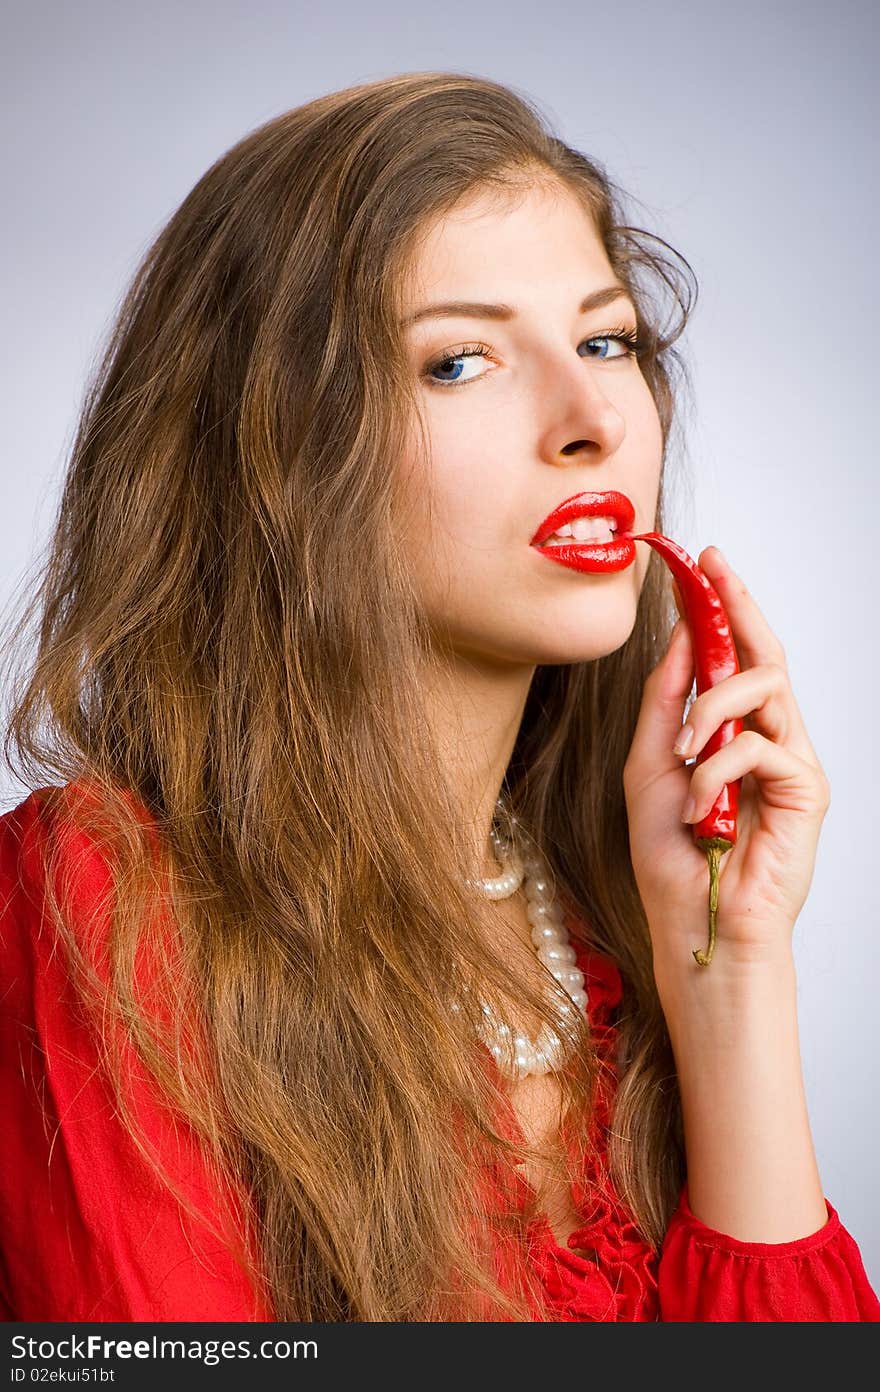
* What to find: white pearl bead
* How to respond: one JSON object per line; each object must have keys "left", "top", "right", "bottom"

{"left": 539, "top": 943, "right": 577, "bottom": 965}
{"left": 557, "top": 967, "right": 585, "bottom": 991}
{"left": 525, "top": 900, "right": 564, "bottom": 927}
{"left": 463, "top": 817, "right": 589, "bottom": 1078}
{"left": 535, "top": 1024, "right": 556, "bottom": 1052}
{"left": 538, "top": 1034, "right": 565, "bottom": 1069}
{"left": 530, "top": 922, "right": 564, "bottom": 944}
{"left": 525, "top": 876, "right": 551, "bottom": 899}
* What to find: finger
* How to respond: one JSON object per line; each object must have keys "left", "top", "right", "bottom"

{"left": 681, "top": 729, "right": 831, "bottom": 825}
{"left": 624, "top": 618, "right": 695, "bottom": 788}
{"left": 698, "top": 547, "right": 787, "bottom": 670}
{"left": 672, "top": 661, "right": 791, "bottom": 755}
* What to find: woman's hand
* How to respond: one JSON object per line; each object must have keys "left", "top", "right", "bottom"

{"left": 622, "top": 546, "right": 831, "bottom": 978}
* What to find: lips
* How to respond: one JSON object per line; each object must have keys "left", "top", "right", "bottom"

{"left": 529, "top": 489, "right": 637, "bottom": 575}
{"left": 529, "top": 490, "right": 636, "bottom": 546}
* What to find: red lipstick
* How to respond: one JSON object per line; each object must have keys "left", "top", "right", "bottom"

{"left": 529, "top": 490, "right": 637, "bottom": 574}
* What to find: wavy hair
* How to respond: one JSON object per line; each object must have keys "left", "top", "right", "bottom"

{"left": 1, "top": 71, "right": 698, "bottom": 1320}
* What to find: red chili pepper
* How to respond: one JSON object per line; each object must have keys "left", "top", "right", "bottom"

{"left": 630, "top": 533, "right": 744, "bottom": 966}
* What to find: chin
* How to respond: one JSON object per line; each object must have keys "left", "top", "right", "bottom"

{"left": 510, "top": 627, "right": 634, "bottom": 667}
{"left": 535, "top": 601, "right": 638, "bottom": 652}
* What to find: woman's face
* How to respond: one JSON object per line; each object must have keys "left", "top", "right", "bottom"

{"left": 395, "top": 180, "right": 664, "bottom": 668}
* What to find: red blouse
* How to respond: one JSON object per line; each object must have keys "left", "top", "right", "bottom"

{"left": 1, "top": 783, "right": 878, "bottom": 1323}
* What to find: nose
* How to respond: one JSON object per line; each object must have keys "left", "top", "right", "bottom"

{"left": 536, "top": 357, "right": 626, "bottom": 467}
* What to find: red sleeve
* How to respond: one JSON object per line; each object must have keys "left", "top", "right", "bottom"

{"left": 570, "top": 929, "right": 880, "bottom": 1323}
{"left": 0, "top": 786, "right": 269, "bottom": 1322}
{"left": 658, "top": 1184, "right": 880, "bottom": 1321}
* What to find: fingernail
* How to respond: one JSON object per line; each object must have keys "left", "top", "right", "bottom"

{"left": 673, "top": 724, "right": 694, "bottom": 757}
{"left": 681, "top": 795, "right": 697, "bottom": 823}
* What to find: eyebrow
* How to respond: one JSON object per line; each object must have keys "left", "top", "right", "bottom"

{"left": 400, "top": 284, "right": 635, "bottom": 328}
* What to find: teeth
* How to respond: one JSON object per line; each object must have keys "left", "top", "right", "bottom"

{"left": 545, "top": 515, "right": 617, "bottom": 545}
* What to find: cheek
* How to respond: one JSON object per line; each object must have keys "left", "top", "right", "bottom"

{"left": 417, "top": 443, "right": 510, "bottom": 555}
{"left": 393, "top": 453, "right": 502, "bottom": 609}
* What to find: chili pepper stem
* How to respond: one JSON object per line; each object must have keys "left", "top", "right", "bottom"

{"left": 692, "top": 837, "right": 734, "bottom": 966}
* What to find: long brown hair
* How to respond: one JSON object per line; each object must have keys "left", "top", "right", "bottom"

{"left": 1, "top": 71, "right": 698, "bottom": 1320}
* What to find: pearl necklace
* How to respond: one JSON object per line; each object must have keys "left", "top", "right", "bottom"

{"left": 455, "top": 798, "right": 589, "bottom": 1081}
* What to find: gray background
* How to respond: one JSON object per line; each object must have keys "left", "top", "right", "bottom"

{"left": 2, "top": 0, "right": 878, "bottom": 1290}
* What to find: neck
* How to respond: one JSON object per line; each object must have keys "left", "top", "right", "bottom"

{"left": 419, "top": 646, "right": 536, "bottom": 881}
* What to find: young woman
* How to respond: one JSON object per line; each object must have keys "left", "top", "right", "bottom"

{"left": 1, "top": 71, "right": 877, "bottom": 1323}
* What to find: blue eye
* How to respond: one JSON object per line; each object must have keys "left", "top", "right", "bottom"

{"left": 423, "top": 326, "right": 643, "bottom": 388}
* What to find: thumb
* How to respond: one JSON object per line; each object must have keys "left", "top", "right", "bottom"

{"left": 625, "top": 619, "right": 695, "bottom": 785}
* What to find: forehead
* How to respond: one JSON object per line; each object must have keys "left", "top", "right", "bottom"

{"left": 399, "top": 181, "right": 612, "bottom": 307}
